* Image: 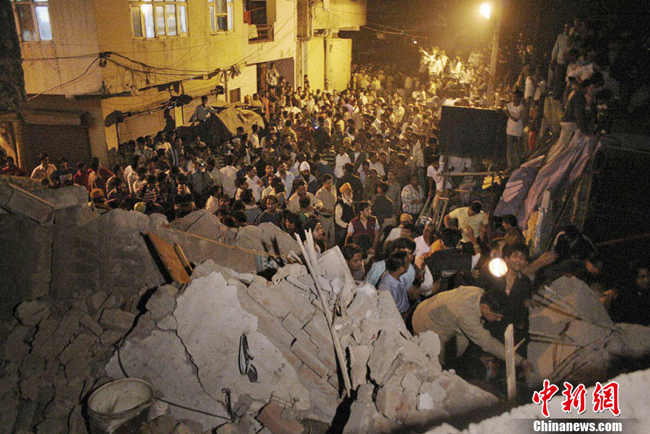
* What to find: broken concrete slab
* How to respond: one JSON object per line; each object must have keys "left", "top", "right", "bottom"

{"left": 0, "top": 214, "right": 53, "bottom": 319}
{"left": 107, "top": 271, "right": 313, "bottom": 432}
{"left": 0, "top": 181, "right": 55, "bottom": 223}
{"left": 98, "top": 309, "right": 136, "bottom": 333}
{"left": 14, "top": 300, "right": 51, "bottom": 326}
{"left": 257, "top": 402, "right": 304, "bottom": 434}
{"left": 348, "top": 345, "right": 371, "bottom": 389}
{"left": 57, "top": 333, "right": 98, "bottom": 366}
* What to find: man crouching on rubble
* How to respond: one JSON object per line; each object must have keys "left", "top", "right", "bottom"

{"left": 412, "top": 285, "right": 534, "bottom": 372}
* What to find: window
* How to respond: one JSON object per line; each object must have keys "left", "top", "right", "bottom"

{"left": 11, "top": 0, "right": 53, "bottom": 42}
{"left": 208, "top": 0, "right": 234, "bottom": 32}
{"left": 130, "top": 0, "right": 187, "bottom": 39}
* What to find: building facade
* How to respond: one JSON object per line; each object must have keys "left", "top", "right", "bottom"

{"left": 3, "top": 0, "right": 365, "bottom": 171}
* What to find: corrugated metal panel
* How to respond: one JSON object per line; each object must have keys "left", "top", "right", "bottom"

{"left": 22, "top": 123, "right": 90, "bottom": 170}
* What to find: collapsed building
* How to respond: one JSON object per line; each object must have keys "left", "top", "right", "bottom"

{"left": 1, "top": 177, "right": 649, "bottom": 433}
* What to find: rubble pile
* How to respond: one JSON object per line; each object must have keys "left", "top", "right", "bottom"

{"left": 0, "top": 182, "right": 507, "bottom": 433}
{"left": 0, "top": 290, "right": 140, "bottom": 433}
{"left": 527, "top": 276, "right": 650, "bottom": 388}
{"left": 107, "top": 253, "right": 499, "bottom": 433}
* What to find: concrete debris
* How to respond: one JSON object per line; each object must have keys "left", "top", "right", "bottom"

{"left": 257, "top": 402, "right": 304, "bottom": 434}
{"left": 99, "top": 308, "right": 137, "bottom": 332}
{"left": 0, "top": 290, "right": 138, "bottom": 433}
{"left": 14, "top": 300, "right": 51, "bottom": 326}
{"left": 6, "top": 185, "right": 647, "bottom": 434}
{"left": 528, "top": 276, "right": 650, "bottom": 388}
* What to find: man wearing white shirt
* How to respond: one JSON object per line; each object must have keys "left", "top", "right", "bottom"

{"left": 334, "top": 146, "right": 352, "bottom": 179}
{"left": 505, "top": 89, "right": 525, "bottom": 170}
{"left": 245, "top": 166, "right": 263, "bottom": 203}
{"left": 249, "top": 124, "right": 260, "bottom": 149}
{"left": 275, "top": 162, "right": 295, "bottom": 197}
{"left": 219, "top": 155, "right": 238, "bottom": 198}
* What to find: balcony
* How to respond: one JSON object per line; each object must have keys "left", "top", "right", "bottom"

{"left": 248, "top": 24, "right": 274, "bottom": 43}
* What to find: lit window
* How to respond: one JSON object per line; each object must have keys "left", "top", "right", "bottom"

{"left": 129, "top": 0, "right": 187, "bottom": 39}
{"left": 11, "top": 0, "right": 53, "bottom": 42}
{"left": 208, "top": 0, "right": 234, "bottom": 32}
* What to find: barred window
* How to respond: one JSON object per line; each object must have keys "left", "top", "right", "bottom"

{"left": 208, "top": 0, "right": 234, "bottom": 32}
{"left": 11, "top": 0, "right": 53, "bottom": 42}
{"left": 130, "top": 0, "right": 187, "bottom": 39}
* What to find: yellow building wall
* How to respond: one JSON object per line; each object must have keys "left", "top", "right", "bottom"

{"left": 313, "top": 0, "right": 367, "bottom": 31}
{"left": 20, "top": 0, "right": 103, "bottom": 96}
{"left": 306, "top": 39, "right": 325, "bottom": 92}
{"left": 330, "top": 38, "right": 352, "bottom": 91}
{"left": 236, "top": 0, "right": 297, "bottom": 99}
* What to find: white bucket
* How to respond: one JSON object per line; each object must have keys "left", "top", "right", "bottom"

{"left": 87, "top": 378, "right": 154, "bottom": 434}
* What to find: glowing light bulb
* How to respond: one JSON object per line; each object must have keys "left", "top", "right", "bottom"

{"left": 489, "top": 257, "right": 508, "bottom": 277}
{"left": 480, "top": 3, "right": 492, "bottom": 20}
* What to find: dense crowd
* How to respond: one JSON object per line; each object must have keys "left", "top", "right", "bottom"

{"left": 2, "top": 16, "right": 649, "bottom": 387}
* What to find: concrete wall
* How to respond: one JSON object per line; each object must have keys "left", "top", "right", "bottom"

{"left": 20, "top": 0, "right": 103, "bottom": 96}
{"left": 312, "top": 0, "right": 367, "bottom": 31}
{"left": 330, "top": 38, "right": 352, "bottom": 91}
{"left": 306, "top": 39, "right": 325, "bottom": 91}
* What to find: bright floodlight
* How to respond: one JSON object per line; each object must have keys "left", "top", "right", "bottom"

{"left": 489, "top": 257, "right": 508, "bottom": 277}
{"left": 480, "top": 3, "right": 491, "bottom": 19}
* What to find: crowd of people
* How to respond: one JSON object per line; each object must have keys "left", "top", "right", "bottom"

{"left": 2, "top": 16, "right": 648, "bottom": 388}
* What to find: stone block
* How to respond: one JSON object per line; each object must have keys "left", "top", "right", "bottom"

{"left": 157, "top": 315, "right": 178, "bottom": 331}
{"left": 79, "top": 315, "right": 103, "bottom": 337}
{"left": 290, "top": 341, "right": 330, "bottom": 379}
{"left": 0, "top": 214, "right": 53, "bottom": 319}
{"left": 375, "top": 384, "right": 415, "bottom": 421}
{"left": 367, "top": 331, "right": 401, "bottom": 384}
{"left": 3, "top": 325, "right": 32, "bottom": 365}
{"left": 342, "top": 402, "right": 378, "bottom": 434}
{"left": 415, "top": 331, "right": 442, "bottom": 366}
{"left": 85, "top": 291, "right": 107, "bottom": 313}
{"left": 348, "top": 345, "right": 370, "bottom": 389}
{"left": 98, "top": 309, "right": 136, "bottom": 332}
{"left": 100, "top": 330, "right": 124, "bottom": 346}
{"left": 146, "top": 286, "right": 177, "bottom": 322}
{"left": 14, "top": 300, "right": 51, "bottom": 326}
{"left": 281, "top": 313, "right": 311, "bottom": 343}
{"left": 345, "top": 291, "right": 376, "bottom": 321}
{"left": 257, "top": 402, "right": 304, "bottom": 434}
{"left": 148, "top": 415, "right": 177, "bottom": 434}
{"left": 0, "top": 182, "right": 55, "bottom": 223}
{"left": 175, "top": 419, "right": 204, "bottom": 434}
{"left": 296, "top": 365, "right": 338, "bottom": 417}
{"left": 58, "top": 335, "right": 96, "bottom": 374}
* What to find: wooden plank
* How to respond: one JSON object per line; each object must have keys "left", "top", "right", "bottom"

{"left": 144, "top": 232, "right": 191, "bottom": 285}
{"left": 504, "top": 324, "right": 516, "bottom": 403}
{"left": 174, "top": 243, "right": 194, "bottom": 274}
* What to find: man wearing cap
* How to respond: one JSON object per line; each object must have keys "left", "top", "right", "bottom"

{"left": 299, "top": 161, "right": 319, "bottom": 195}
{"left": 335, "top": 183, "right": 355, "bottom": 247}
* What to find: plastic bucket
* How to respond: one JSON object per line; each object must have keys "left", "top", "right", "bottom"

{"left": 87, "top": 378, "right": 155, "bottom": 434}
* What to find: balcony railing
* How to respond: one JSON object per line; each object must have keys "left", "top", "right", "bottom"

{"left": 248, "top": 24, "right": 274, "bottom": 43}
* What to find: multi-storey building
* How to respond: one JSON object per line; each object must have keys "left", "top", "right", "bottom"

{"left": 1, "top": 0, "right": 366, "bottom": 171}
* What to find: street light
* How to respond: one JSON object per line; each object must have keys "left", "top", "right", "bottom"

{"left": 481, "top": 0, "right": 503, "bottom": 106}
{"left": 480, "top": 3, "right": 491, "bottom": 20}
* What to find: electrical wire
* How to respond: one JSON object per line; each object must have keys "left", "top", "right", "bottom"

{"left": 27, "top": 56, "right": 100, "bottom": 101}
